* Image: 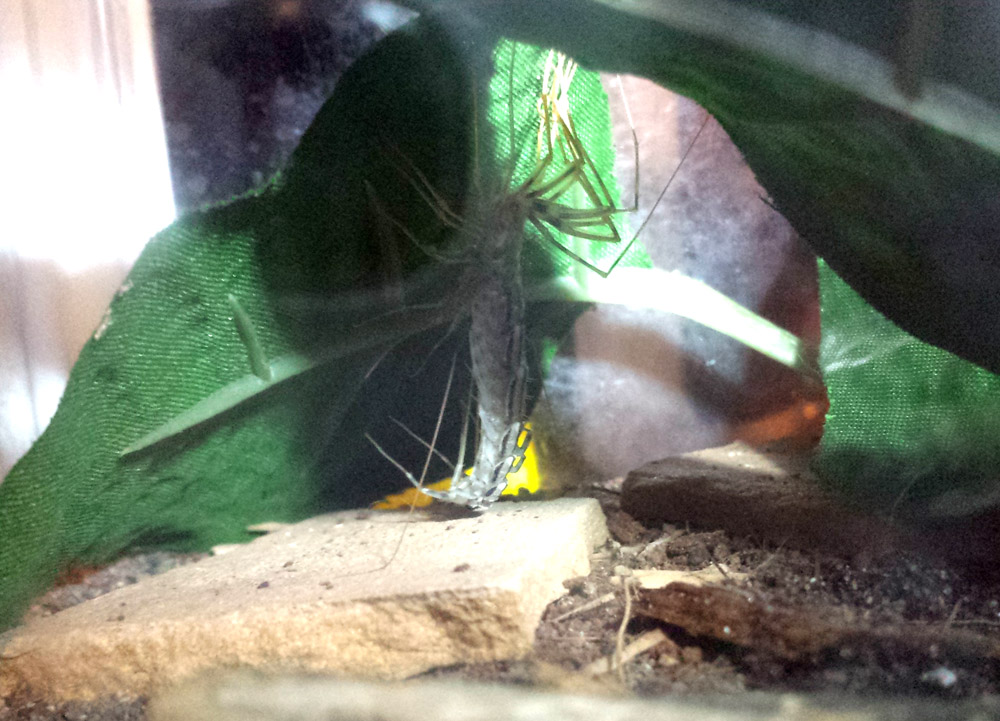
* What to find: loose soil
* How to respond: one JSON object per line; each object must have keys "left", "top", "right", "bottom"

{"left": 5, "top": 483, "right": 1000, "bottom": 719}
{"left": 421, "top": 483, "right": 1000, "bottom": 699}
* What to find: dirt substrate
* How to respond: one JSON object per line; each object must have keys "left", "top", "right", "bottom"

{"left": 5, "top": 485, "right": 1000, "bottom": 719}
{"left": 428, "top": 485, "right": 1000, "bottom": 699}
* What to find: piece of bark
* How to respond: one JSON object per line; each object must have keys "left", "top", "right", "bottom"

{"left": 621, "top": 443, "right": 901, "bottom": 559}
{"left": 636, "top": 582, "right": 1000, "bottom": 663}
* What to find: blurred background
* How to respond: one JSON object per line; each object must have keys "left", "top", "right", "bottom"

{"left": 0, "top": 0, "right": 822, "bottom": 483}
{"left": 0, "top": 0, "right": 385, "bottom": 477}
{"left": 1, "top": 0, "right": 174, "bottom": 477}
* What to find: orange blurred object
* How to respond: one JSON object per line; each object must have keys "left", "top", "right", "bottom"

{"left": 733, "top": 395, "right": 828, "bottom": 450}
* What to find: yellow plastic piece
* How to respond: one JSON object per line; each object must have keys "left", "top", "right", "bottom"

{"left": 373, "top": 425, "right": 541, "bottom": 510}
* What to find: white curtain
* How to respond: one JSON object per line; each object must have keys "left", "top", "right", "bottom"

{"left": 0, "top": 0, "right": 175, "bottom": 478}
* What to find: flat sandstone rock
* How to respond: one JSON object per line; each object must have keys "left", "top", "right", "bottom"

{"left": 0, "top": 498, "right": 608, "bottom": 703}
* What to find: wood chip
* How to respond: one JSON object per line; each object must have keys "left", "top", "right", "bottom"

{"left": 550, "top": 592, "right": 617, "bottom": 623}
{"left": 636, "top": 582, "right": 1000, "bottom": 662}
{"left": 621, "top": 443, "right": 901, "bottom": 560}
{"left": 628, "top": 567, "right": 747, "bottom": 589}
{"left": 581, "top": 629, "right": 673, "bottom": 676}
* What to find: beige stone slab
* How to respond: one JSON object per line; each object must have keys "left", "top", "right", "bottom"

{"left": 0, "top": 498, "right": 608, "bottom": 703}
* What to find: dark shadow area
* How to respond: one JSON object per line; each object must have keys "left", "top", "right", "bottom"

{"left": 151, "top": 0, "right": 380, "bottom": 211}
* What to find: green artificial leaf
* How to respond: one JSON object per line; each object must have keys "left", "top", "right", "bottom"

{"left": 0, "top": 18, "right": 628, "bottom": 630}
{"left": 408, "top": 0, "right": 1000, "bottom": 523}
{"left": 7, "top": 0, "right": 998, "bottom": 631}
{"left": 409, "top": 0, "right": 1000, "bottom": 374}
{"left": 815, "top": 260, "right": 1000, "bottom": 518}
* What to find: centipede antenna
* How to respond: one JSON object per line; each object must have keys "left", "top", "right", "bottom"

{"left": 450, "top": 383, "right": 474, "bottom": 489}
{"left": 363, "top": 179, "right": 457, "bottom": 264}
{"left": 616, "top": 74, "right": 640, "bottom": 213}
{"left": 389, "top": 415, "right": 456, "bottom": 469}
{"left": 405, "top": 317, "right": 462, "bottom": 379}
{"left": 366, "top": 350, "right": 459, "bottom": 493}
{"left": 366, "top": 433, "right": 423, "bottom": 490}
{"left": 413, "top": 349, "right": 459, "bottom": 491}
{"left": 363, "top": 181, "right": 406, "bottom": 305}
{"left": 470, "top": 72, "right": 482, "bottom": 195}
{"left": 602, "top": 111, "right": 711, "bottom": 279}
{"left": 382, "top": 143, "right": 464, "bottom": 229}
{"left": 364, "top": 348, "right": 391, "bottom": 381}
{"left": 505, "top": 42, "right": 517, "bottom": 189}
